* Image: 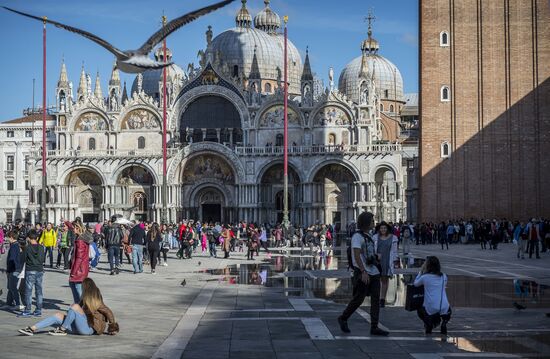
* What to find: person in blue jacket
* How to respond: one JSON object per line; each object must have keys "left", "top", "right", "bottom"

{"left": 3, "top": 231, "right": 25, "bottom": 311}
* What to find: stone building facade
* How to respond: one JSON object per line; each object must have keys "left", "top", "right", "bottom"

{"left": 419, "top": 0, "right": 550, "bottom": 221}
{"left": 11, "top": 1, "right": 416, "bottom": 226}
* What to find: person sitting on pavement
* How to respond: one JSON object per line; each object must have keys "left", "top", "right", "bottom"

{"left": 413, "top": 255, "right": 451, "bottom": 335}
{"left": 18, "top": 278, "right": 119, "bottom": 336}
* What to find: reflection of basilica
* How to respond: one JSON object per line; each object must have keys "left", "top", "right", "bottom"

{"left": 23, "top": 1, "right": 416, "bottom": 225}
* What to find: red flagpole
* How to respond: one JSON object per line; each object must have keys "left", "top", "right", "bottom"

{"left": 161, "top": 16, "right": 168, "bottom": 223}
{"left": 283, "top": 16, "right": 289, "bottom": 227}
{"left": 41, "top": 17, "right": 48, "bottom": 223}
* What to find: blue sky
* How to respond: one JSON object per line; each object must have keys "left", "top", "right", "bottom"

{"left": 0, "top": 0, "right": 418, "bottom": 121}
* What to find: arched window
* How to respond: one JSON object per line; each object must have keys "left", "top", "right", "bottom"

{"left": 137, "top": 136, "right": 145, "bottom": 149}
{"left": 441, "top": 141, "right": 450, "bottom": 158}
{"left": 88, "top": 138, "right": 96, "bottom": 150}
{"left": 389, "top": 104, "right": 394, "bottom": 112}
{"left": 328, "top": 133, "right": 336, "bottom": 145}
{"left": 264, "top": 83, "right": 272, "bottom": 93}
{"left": 133, "top": 192, "right": 147, "bottom": 212}
{"left": 233, "top": 65, "right": 239, "bottom": 78}
{"left": 380, "top": 103, "right": 384, "bottom": 111}
{"left": 441, "top": 86, "right": 451, "bottom": 101}
{"left": 440, "top": 31, "right": 449, "bottom": 46}
{"left": 275, "top": 134, "right": 284, "bottom": 147}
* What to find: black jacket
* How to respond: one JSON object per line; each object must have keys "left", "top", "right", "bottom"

{"left": 25, "top": 244, "right": 45, "bottom": 272}
{"left": 130, "top": 225, "right": 146, "bottom": 245}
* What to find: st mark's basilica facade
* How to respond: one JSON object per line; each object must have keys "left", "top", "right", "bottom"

{"left": 22, "top": 1, "right": 416, "bottom": 227}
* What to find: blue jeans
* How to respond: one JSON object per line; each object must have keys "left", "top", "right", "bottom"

{"left": 25, "top": 271, "right": 44, "bottom": 313}
{"left": 69, "top": 282, "right": 82, "bottom": 304}
{"left": 131, "top": 244, "right": 143, "bottom": 273}
{"left": 44, "top": 246, "right": 54, "bottom": 267}
{"left": 209, "top": 242, "right": 217, "bottom": 257}
{"left": 34, "top": 308, "right": 94, "bottom": 335}
{"left": 107, "top": 246, "right": 120, "bottom": 271}
{"left": 6, "top": 272, "right": 20, "bottom": 306}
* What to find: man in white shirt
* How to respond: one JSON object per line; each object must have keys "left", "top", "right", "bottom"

{"left": 338, "top": 212, "right": 389, "bottom": 336}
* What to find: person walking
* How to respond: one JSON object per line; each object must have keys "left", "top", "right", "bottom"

{"left": 525, "top": 219, "right": 541, "bottom": 259}
{"left": 222, "top": 225, "right": 232, "bottom": 258}
{"left": 18, "top": 230, "right": 45, "bottom": 317}
{"left": 413, "top": 256, "right": 451, "bottom": 334}
{"left": 338, "top": 211, "right": 389, "bottom": 336}
{"left": 3, "top": 231, "right": 24, "bottom": 311}
{"left": 373, "top": 222, "right": 399, "bottom": 308}
{"left": 444, "top": 222, "right": 453, "bottom": 250}
{"left": 514, "top": 222, "right": 527, "bottom": 259}
{"left": 206, "top": 224, "right": 217, "bottom": 257}
{"left": 259, "top": 227, "right": 269, "bottom": 253}
{"left": 104, "top": 217, "right": 123, "bottom": 275}
{"left": 68, "top": 224, "right": 92, "bottom": 304}
{"left": 160, "top": 224, "right": 170, "bottom": 267}
{"left": 18, "top": 278, "right": 119, "bottom": 336}
{"left": 39, "top": 223, "right": 56, "bottom": 268}
{"left": 146, "top": 223, "right": 162, "bottom": 274}
{"left": 129, "top": 221, "right": 145, "bottom": 274}
{"left": 56, "top": 224, "right": 70, "bottom": 270}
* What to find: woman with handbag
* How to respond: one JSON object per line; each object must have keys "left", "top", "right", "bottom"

{"left": 413, "top": 256, "right": 451, "bottom": 334}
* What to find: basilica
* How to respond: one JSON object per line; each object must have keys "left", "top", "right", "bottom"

{"left": 12, "top": 1, "right": 416, "bottom": 227}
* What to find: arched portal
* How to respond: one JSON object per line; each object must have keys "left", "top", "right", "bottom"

{"left": 195, "top": 187, "right": 225, "bottom": 224}
{"left": 65, "top": 168, "right": 103, "bottom": 222}
{"left": 312, "top": 164, "right": 357, "bottom": 229}
{"left": 116, "top": 165, "right": 155, "bottom": 221}
{"left": 260, "top": 164, "right": 300, "bottom": 224}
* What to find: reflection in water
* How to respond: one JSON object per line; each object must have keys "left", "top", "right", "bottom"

{"left": 198, "top": 253, "right": 549, "bottom": 309}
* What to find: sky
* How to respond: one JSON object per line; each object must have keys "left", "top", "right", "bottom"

{"left": 0, "top": 0, "right": 418, "bottom": 121}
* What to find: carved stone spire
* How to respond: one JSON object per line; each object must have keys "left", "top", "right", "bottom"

{"left": 94, "top": 71, "right": 103, "bottom": 99}
{"left": 301, "top": 47, "right": 313, "bottom": 81}
{"left": 77, "top": 64, "right": 87, "bottom": 100}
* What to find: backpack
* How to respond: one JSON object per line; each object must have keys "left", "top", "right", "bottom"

{"left": 106, "top": 225, "right": 122, "bottom": 247}
{"left": 347, "top": 231, "right": 369, "bottom": 270}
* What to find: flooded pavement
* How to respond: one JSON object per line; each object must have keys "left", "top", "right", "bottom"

{"left": 198, "top": 250, "right": 550, "bottom": 309}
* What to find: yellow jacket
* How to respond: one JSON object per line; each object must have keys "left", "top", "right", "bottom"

{"left": 39, "top": 229, "right": 57, "bottom": 247}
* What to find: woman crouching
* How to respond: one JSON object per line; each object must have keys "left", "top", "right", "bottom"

{"left": 413, "top": 256, "right": 451, "bottom": 334}
{"left": 18, "top": 278, "right": 119, "bottom": 336}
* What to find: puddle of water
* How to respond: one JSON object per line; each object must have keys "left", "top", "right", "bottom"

{"left": 197, "top": 253, "right": 550, "bottom": 309}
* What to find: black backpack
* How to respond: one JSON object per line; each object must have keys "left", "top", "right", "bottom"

{"left": 106, "top": 225, "right": 122, "bottom": 246}
{"left": 347, "top": 231, "right": 369, "bottom": 270}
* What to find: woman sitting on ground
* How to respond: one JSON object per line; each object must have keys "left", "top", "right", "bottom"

{"left": 18, "top": 278, "right": 119, "bottom": 336}
{"left": 413, "top": 255, "right": 451, "bottom": 334}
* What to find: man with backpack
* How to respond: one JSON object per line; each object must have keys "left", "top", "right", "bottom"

{"left": 338, "top": 211, "right": 389, "bottom": 336}
{"left": 104, "top": 216, "right": 124, "bottom": 275}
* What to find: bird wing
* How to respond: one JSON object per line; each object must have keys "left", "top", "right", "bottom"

{"left": 138, "top": 0, "right": 235, "bottom": 54}
{"left": 2, "top": 6, "right": 127, "bottom": 59}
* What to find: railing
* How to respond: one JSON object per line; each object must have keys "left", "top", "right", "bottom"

{"left": 29, "top": 148, "right": 181, "bottom": 159}
{"left": 4, "top": 170, "right": 14, "bottom": 177}
{"left": 234, "top": 144, "right": 402, "bottom": 156}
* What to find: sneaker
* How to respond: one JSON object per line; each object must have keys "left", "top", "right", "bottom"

{"left": 115, "top": 268, "right": 120, "bottom": 275}
{"left": 33, "top": 311, "right": 42, "bottom": 317}
{"left": 49, "top": 327, "right": 67, "bottom": 336}
{"left": 370, "top": 327, "right": 389, "bottom": 336}
{"left": 152, "top": 270, "right": 156, "bottom": 275}
{"left": 18, "top": 305, "right": 25, "bottom": 311}
{"left": 18, "top": 327, "right": 34, "bottom": 336}
{"left": 110, "top": 271, "right": 115, "bottom": 276}
{"left": 441, "top": 322, "right": 448, "bottom": 335}
{"left": 17, "top": 311, "right": 33, "bottom": 318}
{"left": 338, "top": 316, "right": 351, "bottom": 333}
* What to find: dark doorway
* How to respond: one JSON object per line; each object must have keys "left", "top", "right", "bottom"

{"left": 82, "top": 213, "right": 99, "bottom": 223}
{"left": 202, "top": 204, "right": 221, "bottom": 223}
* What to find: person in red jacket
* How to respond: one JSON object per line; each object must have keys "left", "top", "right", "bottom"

{"left": 69, "top": 223, "right": 92, "bottom": 304}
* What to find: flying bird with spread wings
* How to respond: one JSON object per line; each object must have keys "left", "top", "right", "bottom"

{"left": 2, "top": 0, "right": 235, "bottom": 73}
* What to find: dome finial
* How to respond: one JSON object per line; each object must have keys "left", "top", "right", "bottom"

{"left": 362, "top": 8, "right": 379, "bottom": 54}
{"left": 236, "top": 0, "right": 252, "bottom": 28}
{"left": 254, "top": 0, "right": 281, "bottom": 34}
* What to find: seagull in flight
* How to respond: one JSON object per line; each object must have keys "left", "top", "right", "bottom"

{"left": 3, "top": 0, "right": 235, "bottom": 73}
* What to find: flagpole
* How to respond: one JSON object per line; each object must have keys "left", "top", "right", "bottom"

{"left": 41, "top": 16, "right": 48, "bottom": 224}
{"left": 282, "top": 15, "right": 289, "bottom": 229}
{"left": 161, "top": 15, "right": 168, "bottom": 224}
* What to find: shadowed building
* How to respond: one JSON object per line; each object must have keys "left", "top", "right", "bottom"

{"left": 419, "top": 0, "right": 550, "bottom": 221}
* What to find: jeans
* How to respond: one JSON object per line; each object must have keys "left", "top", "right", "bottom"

{"left": 528, "top": 240, "right": 540, "bottom": 258}
{"left": 132, "top": 244, "right": 143, "bottom": 273}
{"left": 24, "top": 271, "right": 44, "bottom": 313}
{"left": 341, "top": 272, "right": 381, "bottom": 328}
{"left": 107, "top": 246, "right": 120, "bottom": 271}
{"left": 69, "top": 282, "right": 82, "bottom": 303}
{"left": 44, "top": 246, "right": 54, "bottom": 267}
{"left": 149, "top": 249, "right": 159, "bottom": 270}
{"left": 6, "top": 272, "right": 21, "bottom": 306}
{"left": 209, "top": 242, "right": 217, "bottom": 257}
{"left": 34, "top": 308, "right": 94, "bottom": 335}
{"left": 56, "top": 247, "right": 69, "bottom": 269}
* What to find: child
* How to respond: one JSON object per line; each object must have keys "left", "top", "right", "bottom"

{"left": 201, "top": 232, "right": 207, "bottom": 253}
{"left": 18, "top": 230, "right": 45, "bottom": 317}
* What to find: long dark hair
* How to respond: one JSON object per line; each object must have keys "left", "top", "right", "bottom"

{"left": 424, "top": 256, "right": 443, "bottom": 276}
{"left": 149, "top": 223, "right": 160, "bottom": 240}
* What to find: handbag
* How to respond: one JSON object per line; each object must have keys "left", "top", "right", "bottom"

{"left": 405, "top": 284, "right": 424, "bottom": 311}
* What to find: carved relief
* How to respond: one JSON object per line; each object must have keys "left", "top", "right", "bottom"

{"left": 314, "top": 106, "right": 351, "bottom": 126}
{"left": 117, "top": 166, "right": 154, "bottom": 185}
{"left": 75, "top": 112, "right": 108, "bottom": 131}
{"left": 259, "top": 105, "right": 300, "bottom": 127}
{"left": 121, "top": 109, "right": 160, "bottom": 130}
{"left": 313, "top": 164, "right": 355, "bottom": 183}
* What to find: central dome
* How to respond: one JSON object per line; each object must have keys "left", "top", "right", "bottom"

{"left": 207, "top": 27, "right": 303, "bottom": 94}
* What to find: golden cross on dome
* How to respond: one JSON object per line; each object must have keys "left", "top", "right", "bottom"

{"left": 365, "top": 9, "right": 375, "bottom": 37}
